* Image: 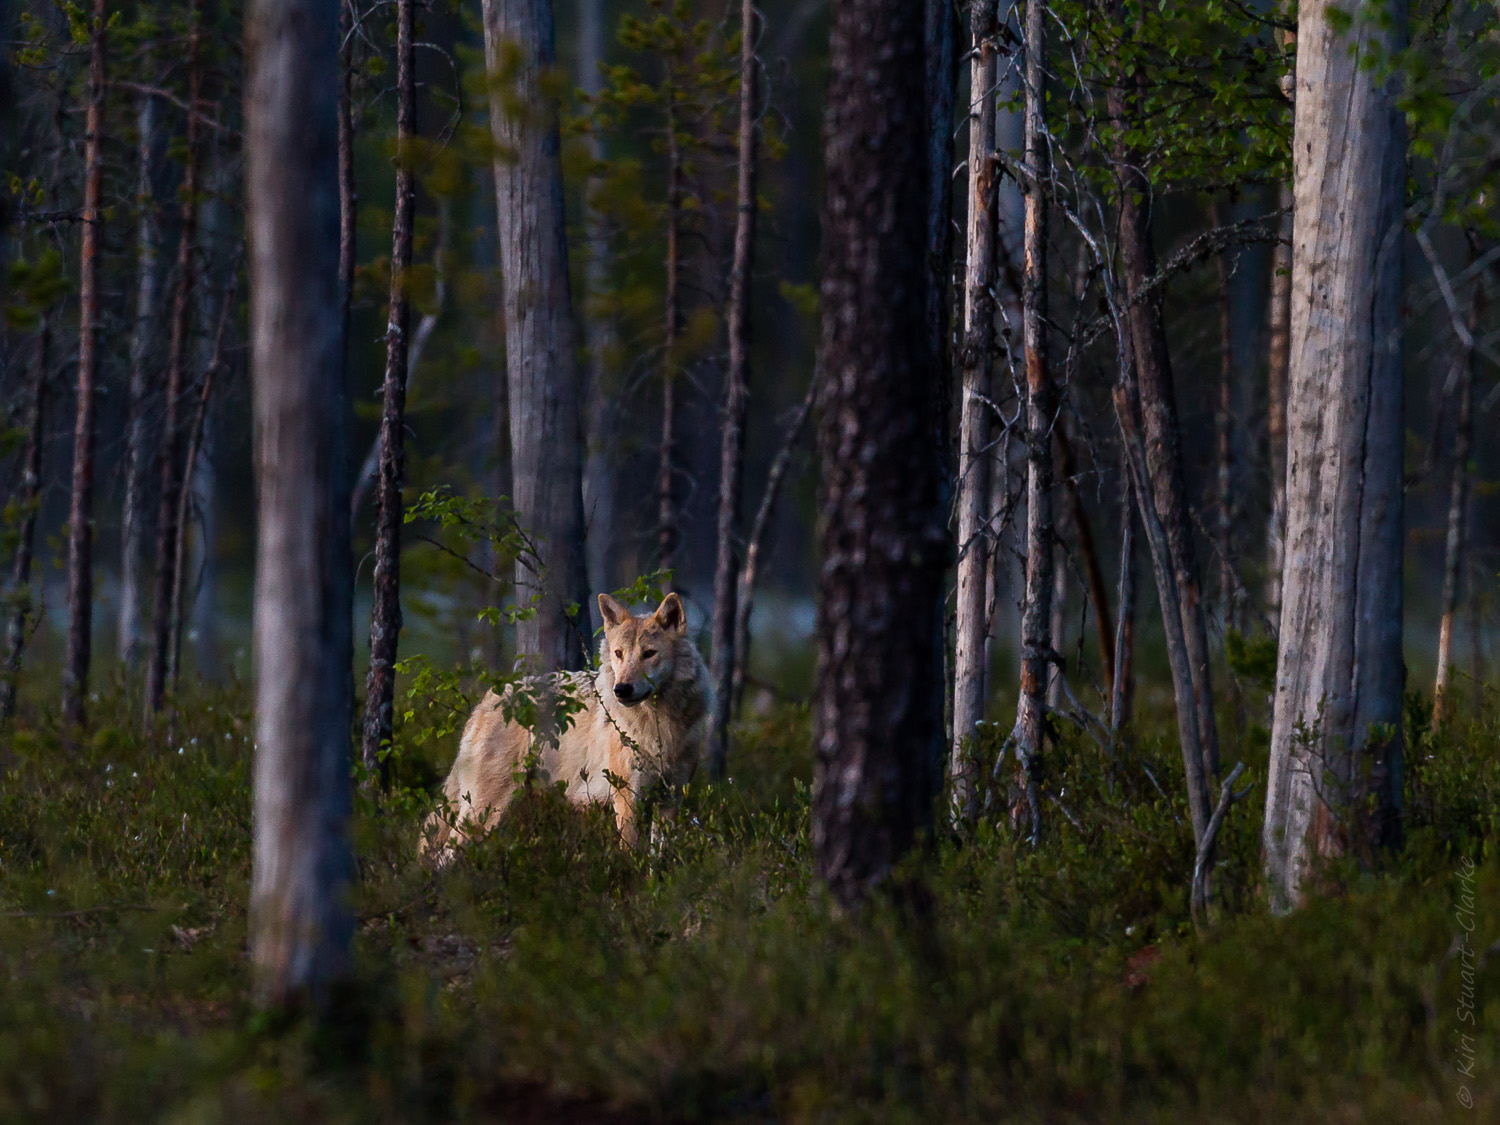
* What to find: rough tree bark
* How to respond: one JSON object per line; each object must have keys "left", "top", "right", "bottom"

{"left": 246, "top": 0, "right": 355, "bottom": 1009}
{"left": 0, "top": 324, "right": 48, "bottom": 721}
{"left": 1434, "top": 289, "right": 1477, "bottom": 724}
{"left": 119, "top": 92, "right": 160, "bottom": 669}
{"left": 705, "top": 0, "right": 760, "bottom": 779}
{"left": 483, "top": 0, "right": 590, "bottom": 670}
{"left": 1263, "top": 0, "right": 1407, "bottom": 912}
{"left": 813, "top": 0, "right": 946, "bottom": 908}
{"left": 950, "top": 0, "right": 999, "bottom": 825}
{"left": 147, "top": 0, "right": 205, "bottom": 714}
{"left": 1108, "top": 57, "right": 1219, "bottom": 786}
{"left": 62, "top": 0, "right": 107, "bottom": 728}
{"left": 1009, "top": 0, "right": 1052, "bottom": 835}
{"left": 360, "top": 0, "right": 416, "bottom": 782}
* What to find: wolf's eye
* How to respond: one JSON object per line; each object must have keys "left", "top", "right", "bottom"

{"left": 614, "top": 649, "right": 623, "bottom": 659}
{"left": 641, "top": 649, "right": 657, "bottom": 659}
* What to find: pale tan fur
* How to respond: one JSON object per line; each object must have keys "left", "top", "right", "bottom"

{"left": 420, "top": 592, "right": 711, "bottom": 863}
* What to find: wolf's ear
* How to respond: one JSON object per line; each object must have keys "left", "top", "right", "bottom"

{"left": 598, "top": 592, "right": 629, "bottom": 628}
{"left": 653, "top": 592, "right": 686, "bottom": 635}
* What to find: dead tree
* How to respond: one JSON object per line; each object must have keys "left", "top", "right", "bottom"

{"left": 951, "top": 0, "right": 1000, "bottom": 824}
{"left": 813, "top": 0, "right": 946, "bottom": 908}
{"left": 1263, "top": 0, "right": 1407, "bottom": 911}
{"left": 119, "top": 91, "right": 161, "bottom": 669}
{"left": 360, "top": 0, "right": 417, "bottom": 782}
{"left": 246, "top": 0, "right": 355, "bottom": 1009}
{"left": 62, "top": 0, "right": 107, "bottom": 728}
{"left": 0, "top": 324, "right": 49, "bottom": 721}
{"left": 147, "top": 0, "right": 205, "bottom": 715}
{"left": 706, "top": 0, "right": 760, "bottom": 779}
{"left": 1009, "top": 0, "right": 1052, "bottom": 837}
{"left": 482, "top": 0, "right": 590, "bottom": 671}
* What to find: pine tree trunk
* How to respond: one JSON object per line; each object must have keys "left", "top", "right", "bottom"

{"left": 246, "top": 0, "right": 355, "bottom": 1009}
{"left": 950, "top": 0, "right": 999, "bottom": 824}
{"left": 360, "top": 0, "right": 416, "bottom": 782}
{"left": 119, "top": 92, "right": 160, "bottom": 670}
{"left": 1263, "top": 0, "right": 1407, "bottom": 911}
{"left": 1009, "top": 0, "right": 1052, "bottom": 836}
{"left": 62, "top": 0, "right": 107, "bottom": 728}
{"left": 706, "top": 0, "right": 760, "bottom": 779}
{"left": 482, "top": 0, "right": 590, "bottom": 671}
{"left": 813, "top": 0, "right": 946, "bottom": 909}
{"left": 1433, "top": 293, "right": 1476, "bottom": 724}
{"left": 147, "top": 0, "right": 204, "bottom": 715}
{"left": 0, "top": 324, "right": 48, "bottom": 721}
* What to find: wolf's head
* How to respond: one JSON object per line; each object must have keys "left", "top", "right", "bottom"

{"left": 597, "top": 592, "right": 688, "bottom": 707}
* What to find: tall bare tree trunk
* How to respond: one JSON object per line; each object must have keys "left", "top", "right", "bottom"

{"left": 62, "top": 0, "right": 107, "bottom": 728}
{"left": 813, "top": 0, "right": 945, "bottom": 909}
{"left": 0, "top": 324, "right": 48, "bottom": 721}
{"left": 1434, "top": 295, "right": 1476, "bottom": 724}
{"left": 950, "top": 0, "right": 999, "bottom": 823}
{"left": 147, "top": 0, "right": 204, "bottom": 714}
{"left": 1009, "top": 0, "right": 1051, "bottom": 836}
{"left": 246, "top": 0, "right": 354, "bottom": 1009}
{"left": 1110, "top": 464, "right": 1135, "bottom": 733}
{"left": 338, "top": 0, "right": 356, "bottom": 350}
{"left": 1108, "top": 72, "right": 1219, "bottom": 787}
{"left": 360, "top": 0, "right": 416, "bottom": 781}
{"left": 705, "top": 0, "right": 760, "bottom": 779}
{"left": 1212, "top": 200, "right": 1236, "bottom": 628}
{"left": 119, "top": 92, "right": 160, "bottom": 669}
{"left": 483, "top": 0, "right": 589, "bottom": 670}
{"left": 657, "top": 99, "right": 684, "bottom": 580}
{"left": 1263, "top": 0, "right": 1407, "bottom": 912}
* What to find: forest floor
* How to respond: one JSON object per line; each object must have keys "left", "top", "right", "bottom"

{"left": 0, "top": 673, "right": 1496, "bottom": 1123}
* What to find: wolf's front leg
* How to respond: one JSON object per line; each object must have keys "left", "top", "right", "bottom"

{"left": 611, "top": 786, "right": 639, "bottom": 848}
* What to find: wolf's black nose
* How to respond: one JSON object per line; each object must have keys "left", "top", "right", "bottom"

{"left": 614, "top": 682, "right": 635, "bottom": 701}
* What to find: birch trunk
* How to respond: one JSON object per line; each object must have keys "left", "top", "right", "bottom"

{"left": 147, "top": 0, "right": 204, "bottom": 714}
{"left": 246, "top": 0, "right": 355, "bottom": 1008}
{"left": 1263, "top": 0, "right": 1407, "bottom": 911}
{"left": 483, "top": 0, "right": 590, "bottom": 671}
{"left": 119, "top": 93, "right": 160, "bottom": 669}
{"left": 1009, "top": 0, "right": 1052, "bottom": 835}
{"left": 706, "top": 0, "right": 760, "bottom": 779}
{"left": 360, "top": 0, "right": 416, "bottom": 781}
{"left": 813, "top": 0, "right": 945, "bottom": 908}
{"left": 1434, "top": 295, "right": 1476, "bottom": 724}
{"left": 0, "top": 325, "right": 48, "bottom": 721}
{"left": 62, "top": 0, "right": 107, "bottom": 727}
{"left": 950, "top": 0, "right": 999, "bottom": 823}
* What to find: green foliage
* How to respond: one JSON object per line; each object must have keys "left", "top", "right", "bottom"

{"left": 1225, "top": 628, "right": 1278, "bottom": 696}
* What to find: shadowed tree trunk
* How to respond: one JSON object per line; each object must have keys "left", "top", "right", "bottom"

{"left": 657, "top": 95, "right": 684, "bottom": 581}
{"left": 1263, "top": 0, "right": 1407, "bottom": 912}
{"left": 951, "top": 0, "right": 999, "bottom": 825}
{"left": 1056, "top": 425, "right": 1115, "bottom": 695}
{"left": 147, "top": 0, "right": 205, "bottom": 715}
{"left": 62, "top": 0, "right": 107, "bottom": 728}
{"left": 813, "top": 0, "right": 946, "bottom": 909}
{"left": 1212, "top": 200, "right": 1237, "bottom": 629}
{"left": 1009, "top": 0, "right": 1052, "bottom": 837}
{"left": 246, "top": 0, "right": 355, "bottom": 1009}
{"left": 483, "top": 0, "right": 590, "bottom": 671}
{"left": 1434, "top": 283, "right": 1478, "bottom": 723}
{"left": 119, "top": 92, "right": 161, "bottom": 670}
{"left": 1110, "top": 461, "right": 1135, "bottom": 733}
{"left": 0, "top": 324, "right": 48, "bottom": 721}
{"left": 361, "top": 0, "right": 416, "bottom": 782}
{"left": 706, "top": 0, "right": 760, "bottom": 779}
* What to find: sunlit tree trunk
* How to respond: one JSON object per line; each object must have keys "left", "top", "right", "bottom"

{"left": 246, "top": 0, "right": 355, "bottom": 1009}
{"left": 1263, "top": 0, "right": 1407, "bottom": 911}
{"left": 706, "top": 0, "right": 760, "bottom": 778}
{"left": 62, "top": 0, "right": 107, "bottom": 728}
{"left": 119, "top": 92, "right": 160, "bottom": 670}
{"left": 482, "top": 0, "right": 589, "bottom": 670}
{"left": 950, "top": 0, "right": 999, "bottom": 823}
{"left": 147, "top": 0, "right": 204, "bottom": 714}
{"left": 360, "top": 0, "right": 416, "bottom": 782}
{"left": 813, "top": 0, "right": 946, "bottom": 909}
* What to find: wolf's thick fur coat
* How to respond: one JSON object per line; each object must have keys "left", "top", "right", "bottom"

{"left": 421, "top": 592, "right": 711, "bottom": 861}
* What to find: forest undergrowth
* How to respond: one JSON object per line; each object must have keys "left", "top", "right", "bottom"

{"left": 0, "top": 669, "right": 1497, "bottom": 1123}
